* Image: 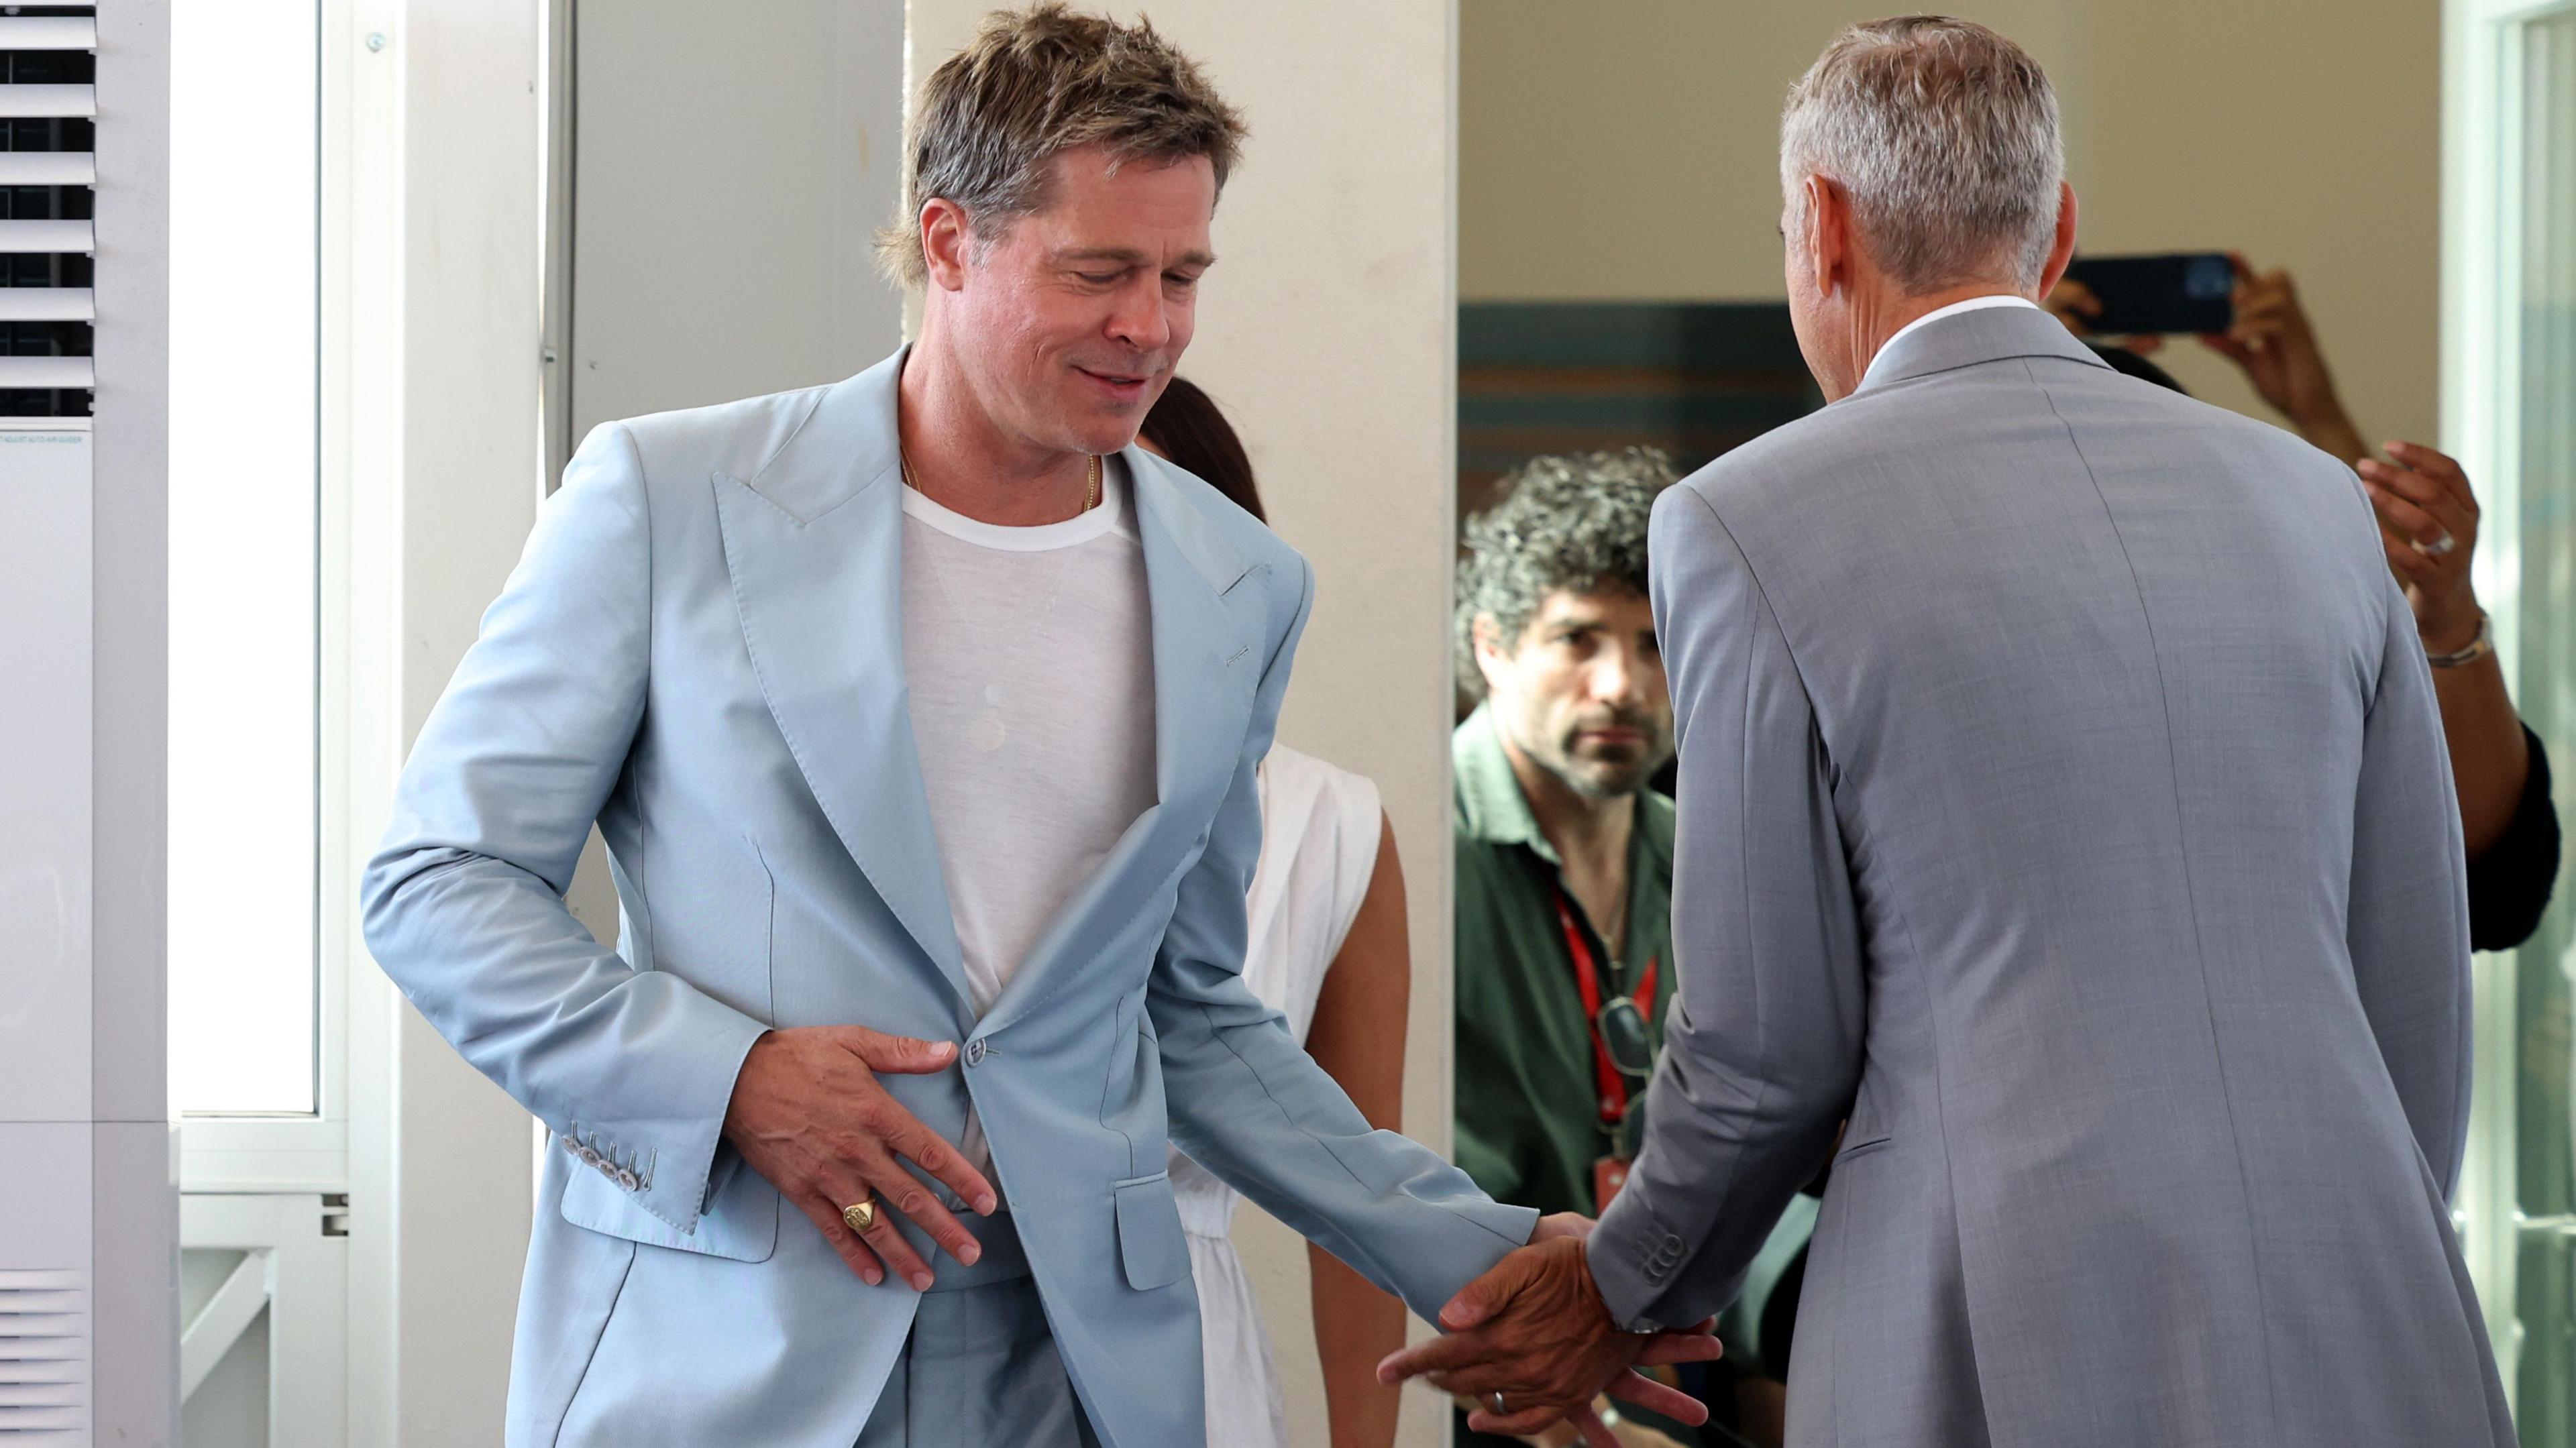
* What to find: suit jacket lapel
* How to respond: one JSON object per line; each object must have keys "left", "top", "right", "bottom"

{"left": 712, "top": 352, "right": 977, "bottom": 1015}
{"left": 981, "top": 451, "right": 1265, "bottom": 1034}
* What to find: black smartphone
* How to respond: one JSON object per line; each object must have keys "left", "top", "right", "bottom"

{"left": 2061, "top": 252, "right": 2235, "bottom": 335}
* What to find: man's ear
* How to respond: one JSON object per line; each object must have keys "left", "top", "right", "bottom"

{"left": 1802, "top": 174, "right": 1849, "bottom": 302}
{"left": 2035, "top": 180, "right": 2079, "bottom": 297}
{"left": 1470, "top": 615, "right": 1515, "bottom": 696}
{"left": 919, "top": 197, "right": 973, "bottom": 292}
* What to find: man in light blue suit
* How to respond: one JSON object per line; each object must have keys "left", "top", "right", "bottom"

{"left": 356, "top": 9, "right": 1674, "bottom": 1446}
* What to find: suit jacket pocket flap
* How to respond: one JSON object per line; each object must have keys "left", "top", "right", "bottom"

{"left": 561, "top": 1151, "right": 780, "bottom": 1263}
{"left": 1112, "top": 1171, "right": 1189, "bottom": 1291}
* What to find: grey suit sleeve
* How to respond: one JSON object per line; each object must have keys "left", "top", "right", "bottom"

{"left": 1148, "top": 557, "right": 1538, "bottom": 1323}
{"left": 2347, "top": 579, "right": 2475, "bottom": 1199}
{"left": 1591, "top": 486, "right": 1867, "bottom": 1332}
{"left": 361, "top": 423, "right": 771, "bottom": 1237}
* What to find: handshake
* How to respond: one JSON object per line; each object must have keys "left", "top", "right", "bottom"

{"left": 1377, "top": 1213, "right": 1725, "bottom": 1446}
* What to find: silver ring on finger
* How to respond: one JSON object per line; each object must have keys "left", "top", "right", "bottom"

{"left": 1489, "top": 1390, "right": 1507, "bottom": 1416}
{"left": 2422, "top": 531, "right": 2458, "bottom": 557}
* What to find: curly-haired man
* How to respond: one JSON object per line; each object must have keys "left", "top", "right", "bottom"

{"left": 1452, "top": 452, "right": 1815, "bottom": 1445}
{"left": 1454, "top": 449, "right": 1680, "bottom": 1225}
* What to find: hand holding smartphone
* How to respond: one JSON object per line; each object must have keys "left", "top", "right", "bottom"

{"left": 2060, "top": 252, "right": 2235, "bottom": 335}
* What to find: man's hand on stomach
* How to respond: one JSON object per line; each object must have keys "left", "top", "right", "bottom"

{"left": 723, "top": 1026, "right": 996, "bottom": 1290}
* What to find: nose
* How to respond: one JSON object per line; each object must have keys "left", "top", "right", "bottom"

{"left": 1107, "top": 278, "right": 1171, "bottom": 355}
{"left": 1589, "top": 646, "right": 1637, "bottom": 706}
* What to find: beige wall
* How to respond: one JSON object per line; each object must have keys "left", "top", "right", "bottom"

{"left": 1462, "top": 0, "right": 2441, "bottom": 448}
{"left": 901, "top": 5, "right": 1461, "bottom": 1445}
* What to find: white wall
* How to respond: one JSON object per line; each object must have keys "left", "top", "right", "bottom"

{"left": 568, "top": 0, "right": 907, "bottom": 437}
{"left": 1461, "top": 0, "right": 2443, "bottom": 449}
{"left": 900, "top": 4, "right": 1463, "bottom": 1443}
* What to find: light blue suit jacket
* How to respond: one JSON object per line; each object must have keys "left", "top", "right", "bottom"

{"left": 361, "top": 349, "right": 1536, "bottom": 1448}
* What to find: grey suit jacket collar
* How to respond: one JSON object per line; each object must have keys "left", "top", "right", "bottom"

{"left": 712, "top": 346, "right": 1264, "bottom": 1023}
{"left": 1852, "top": 302, "right": 2114, "bottom": 398}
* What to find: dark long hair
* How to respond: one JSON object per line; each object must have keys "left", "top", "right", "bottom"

{"left": 1140, "top": 376, "right": 1265, "bottom": 522}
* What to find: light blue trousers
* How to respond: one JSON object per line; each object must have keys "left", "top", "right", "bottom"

{"left": 853, "top": 1211, "right": 1101, "bottom": 1448}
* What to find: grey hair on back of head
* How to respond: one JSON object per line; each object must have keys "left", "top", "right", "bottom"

{"left": 1780, "top": 15, "right": 2063, "bottom": 292}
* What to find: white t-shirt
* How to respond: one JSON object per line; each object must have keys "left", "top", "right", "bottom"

{"left": 900, "top": 467, "right": 1157, "bottom": 1169}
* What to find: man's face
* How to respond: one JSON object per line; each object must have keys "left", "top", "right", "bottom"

{"left": 940, "top": 144, "right": 1216, "bottom": 457}
{"left": 1477, "top": 587, "right": 1674, "bottom": 800}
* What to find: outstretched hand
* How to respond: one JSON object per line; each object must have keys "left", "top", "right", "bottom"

{"left": 1377, "top": 1217, "right": 1723, "bottom": 1444}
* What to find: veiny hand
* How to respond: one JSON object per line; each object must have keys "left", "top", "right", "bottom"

{"left": 2359, "top": 440, "right": 2484, "bottom": 653}
{"left": 1377, "top": 1237, "right": 1723, "bottom": 1445}
{"left": 722, "top": 1025, "right": 995, "bottom": 1291}
{"left": 2200, "top": 254, "right": 2351, "bottom": 439}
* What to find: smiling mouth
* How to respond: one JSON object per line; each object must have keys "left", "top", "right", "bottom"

{"left": 1076, "top": 366, "right": 1153, "bottom": 394}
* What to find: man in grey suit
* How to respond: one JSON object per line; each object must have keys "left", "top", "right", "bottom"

{"left": 1387, "top": 17, "right": 2512, "bottom": 1447}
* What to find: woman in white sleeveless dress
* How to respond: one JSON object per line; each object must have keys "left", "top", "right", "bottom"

{"left": 1143, "top": 381, "right": 1412, "bottom": 1448}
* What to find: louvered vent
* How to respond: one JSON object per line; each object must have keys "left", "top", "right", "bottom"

{"left": 0, "top": 7, "right": 94, "bottom": 418}
{"left": 0, "top": 1268, "right": 88, "bottom": 1443}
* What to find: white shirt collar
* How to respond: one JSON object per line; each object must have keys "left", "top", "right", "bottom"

{"left": 900, "top": 459, "right": 1136, "bottom": 551}
{"left": 1859, "top": 293, "right": 2043, "bottom": 388}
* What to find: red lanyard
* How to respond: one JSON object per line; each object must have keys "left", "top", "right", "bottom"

{"left": 1552, "top": 888, "right": 1656, "bottom": 1127}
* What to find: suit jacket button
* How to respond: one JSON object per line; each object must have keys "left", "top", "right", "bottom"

{"left": 965, "top": 1038, "right": 988, "bottom": 1066}
{"left": 616, "top": 1168, "right": 641, "bottom": 1191}
{"left": 577, "top": 1146, "right": 604, "bottom": 1167}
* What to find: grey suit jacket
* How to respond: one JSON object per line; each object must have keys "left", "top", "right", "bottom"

{"left": 1591, "top": 307, "right": 2511, "bottom": 1447}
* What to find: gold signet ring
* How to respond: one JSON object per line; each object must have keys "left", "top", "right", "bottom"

{"left": 842, "top": 1200, "right": 877, "bottom": 1234}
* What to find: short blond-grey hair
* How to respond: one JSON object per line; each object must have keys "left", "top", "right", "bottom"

{"left": 878, "top": 4, "right": 1248, "bottom": 288}
{"left": 1780, "top": 16, "right": 2063, "bottom": 292}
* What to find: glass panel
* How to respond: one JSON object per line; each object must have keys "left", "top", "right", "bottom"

{"left": 2510, "top": 8, "right": 2576, "bottom": 1443}
{"left": 167, "top": 1, "right": 321, "bottom": 1115}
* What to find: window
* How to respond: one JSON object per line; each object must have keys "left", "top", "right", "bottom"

{"left": 2444, "top": 1, "right": 2576, "bottom": 1440}
{"left": 168, "top": 0, "right": 321, "bottom": 1118}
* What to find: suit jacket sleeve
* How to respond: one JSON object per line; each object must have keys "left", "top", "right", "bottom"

{"left": 2347, "top": 573, "right": 2475, "bottom": 1199}
{"left": 1590, "top": 484, "right": 1868, "bottom": 1332}
{"left": 1148, "top": 555, "right": 1538, "bottom": 1322}
{"left": 360, "top": 422, "right": 771, "bottom": 1237}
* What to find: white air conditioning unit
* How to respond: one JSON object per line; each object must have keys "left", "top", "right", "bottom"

{"left": 0, "top": 6, "right": 176, "bottom": 1445}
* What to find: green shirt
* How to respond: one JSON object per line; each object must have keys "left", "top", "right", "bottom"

{"left": 1452, "top": 704, "right": 1677, "bottom": 1218}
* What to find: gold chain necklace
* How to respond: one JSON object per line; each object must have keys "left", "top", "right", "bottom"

{"left": 898, "top": 450, "right": 1102, "bottom": 514}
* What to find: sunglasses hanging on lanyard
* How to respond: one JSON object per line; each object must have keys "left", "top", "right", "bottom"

{"left": 1552, "top": 885, "right": 1656, "bottom": 1213}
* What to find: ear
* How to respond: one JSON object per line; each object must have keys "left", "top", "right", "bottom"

{"left": 919, "top": 197, "right": 973, "bottom": 292}
{"left": 1470, "top": 615, "right": 1517, "bottom": 695}
{"left": 2035, "top": 181, "right": 2079, "bottom": 297}
{"left": 1802, "top": 173, "right": 1849, "bottom": 300}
